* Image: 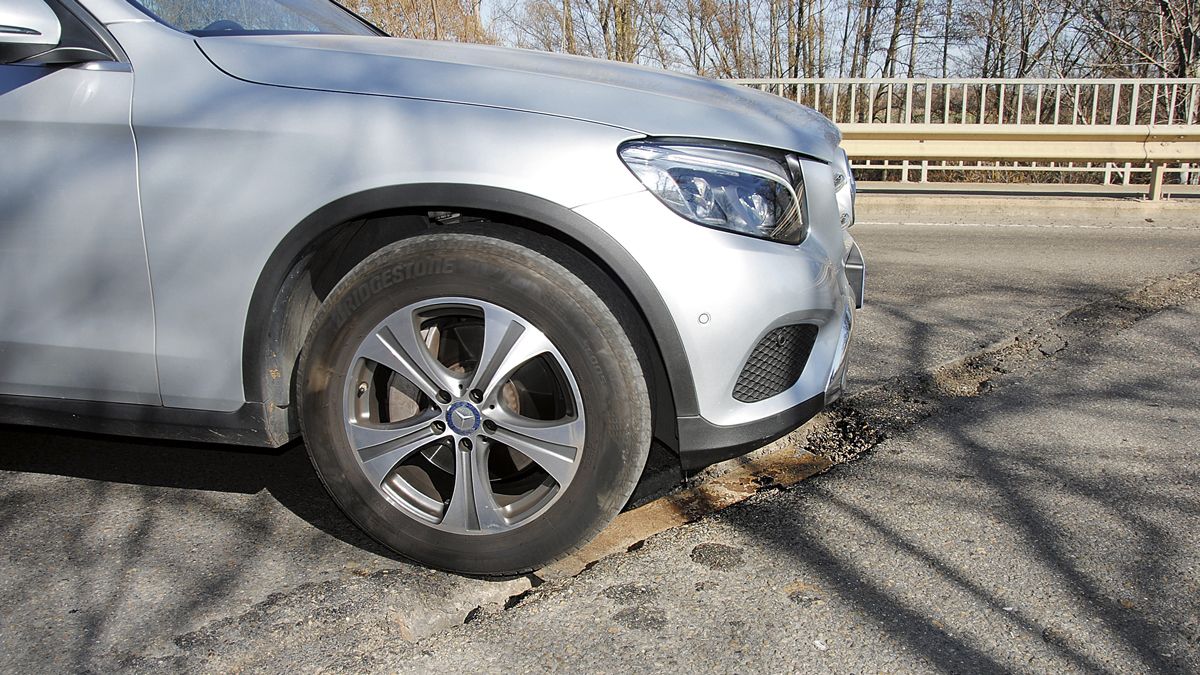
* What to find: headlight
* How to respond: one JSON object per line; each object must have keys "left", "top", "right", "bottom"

{"left": 619, "top": 141, "right": 807, "bottom": 244}
{"left": 835, "top": 149, "right": 856, "bottom": 228}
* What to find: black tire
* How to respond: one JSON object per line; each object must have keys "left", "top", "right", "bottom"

{"left": 298, "top": 227, "right": 651, "bottom": 575}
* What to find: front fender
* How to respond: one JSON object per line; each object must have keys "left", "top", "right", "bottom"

{"left": 242, "top": 184, "right": 699, "bottom": 444}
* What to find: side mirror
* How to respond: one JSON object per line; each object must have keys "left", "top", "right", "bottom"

{"left": 0, "top": 0, "right": 62, "bottom": 65}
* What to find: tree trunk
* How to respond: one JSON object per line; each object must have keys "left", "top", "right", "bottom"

{"left": 981, "top": 0, "right": 999, "bottom": 77}
{"left": 882, "top": 0, "right": 907, "bottom": 77}
{"left": 857, "top": 0, "right": 879, "bottom": 77}
{"left": 794, "top": 0, "right": 807, "bottom": 77}
{"left": 786, "top": 0, "right": 798, "bottom": 78}
{"left": 907, "top": 0, "right": 925, "bottom": 77}
{"left": 745, "top": 0, "right": 759, "bottom": 75}
{"left": 941, "top": 0, "right": 952, "bottom": 77}
{"left": 840, "top": 0, "right": 855, "bottom": 76}
{"left": 563, "top": 0, "right": 577, "bottom": 53}
{"left": 816, "top": 0, "right": 827, "bottom": 76}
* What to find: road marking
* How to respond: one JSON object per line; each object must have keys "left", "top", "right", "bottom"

{"left": 858, "top": 221, "right": 1198, "bottom": 231}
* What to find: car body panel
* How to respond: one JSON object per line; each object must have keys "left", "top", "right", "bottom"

{"left": 195, "top": 34, "right": 843, "bottom": 164}
{"left": 574, "top": 158, "right": 856, "bottom": 428}
{"left": 109, "top": 20, "right": 649, "bottom": 410}
{"left": 0, "top": 60, "right": 159, "bottom": 404}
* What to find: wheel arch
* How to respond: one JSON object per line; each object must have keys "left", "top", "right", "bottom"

{"left": 243, "top": 183, "right": 697, "bottom": 449}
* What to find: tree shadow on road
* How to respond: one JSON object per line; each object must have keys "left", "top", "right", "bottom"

{"left": 694, "top": 307, "right": 1199, "bottom": 672}
{"left": 0, "top": 426, "right": 393, "bottom": 557}
{"left": 0, "top": 426, "right": 404, "bottom": 670}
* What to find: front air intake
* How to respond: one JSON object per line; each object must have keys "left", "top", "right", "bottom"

{"left": 732, "top": 324, "right": 819, "bottom": 403}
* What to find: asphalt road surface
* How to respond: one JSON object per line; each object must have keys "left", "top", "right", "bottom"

{"left": 1, "top": 194, "right": 1197, "bottom": 673}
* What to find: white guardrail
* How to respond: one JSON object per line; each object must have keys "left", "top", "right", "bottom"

{"left": 729, "top": 77, "right": 1200, "bottom": 200}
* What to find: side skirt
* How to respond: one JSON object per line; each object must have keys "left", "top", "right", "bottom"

{"left": 0, "top": 394, "right": 287, "bottom": 447}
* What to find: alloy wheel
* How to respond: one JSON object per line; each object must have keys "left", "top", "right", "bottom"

{"left": 341, "top": 297, "right": 586, "bottom": 534}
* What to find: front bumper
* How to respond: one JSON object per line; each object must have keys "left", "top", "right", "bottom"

{"left": 677, "top": 240, "right": 860, "bottom": 470}
{"left": 676, "top": 393, "right": 827, "bottom": 470}
{"left": 574, "top": 168, "right": 864, "bottom": 469}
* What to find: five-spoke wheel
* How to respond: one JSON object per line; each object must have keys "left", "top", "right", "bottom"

{"left": 299, "top": 228, "right": 651, "bottom": 574}
{"left": 344, "top": 297, "right": 586, "bottom": 533}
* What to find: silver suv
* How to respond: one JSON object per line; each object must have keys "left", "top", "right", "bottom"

{"left": 0, "top": 0, "right": 864, "bottom": 574}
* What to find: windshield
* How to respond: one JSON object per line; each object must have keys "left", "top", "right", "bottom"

{"left": 129, "top": 0, "right": 383, "bottom": 37}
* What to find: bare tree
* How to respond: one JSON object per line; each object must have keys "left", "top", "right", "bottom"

{"left": 446, "top": 0, "right": 1194, "bottom": 85}
{"left": 1072, "top": 0, "right": 1198, "bottom": 77}
{"left": 906, "top": 0, "right": 925, "bottom": 76}
{"left": 882, "top": 0, "right": 907, "bottom": 77}
{"left": 359, "top": 0, "right": 498, "bottom": 42}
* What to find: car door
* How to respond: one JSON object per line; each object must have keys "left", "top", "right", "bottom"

{"left": 0, "top": 0, "right": 158, "bottom": 405}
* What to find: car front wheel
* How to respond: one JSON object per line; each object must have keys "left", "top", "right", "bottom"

{"left": 298, "top": 228, "right": 651, "bottom": 574}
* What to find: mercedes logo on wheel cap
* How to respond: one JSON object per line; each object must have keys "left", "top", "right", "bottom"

{"left": 446, "top": 401, "right": 482, "bottom": 435}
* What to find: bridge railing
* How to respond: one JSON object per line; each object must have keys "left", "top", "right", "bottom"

{"left": 728, "top": 78, "right": 1199, "bottom": 126}
{"left": 727, "top": 77, "right": 1200, "bottom": 199}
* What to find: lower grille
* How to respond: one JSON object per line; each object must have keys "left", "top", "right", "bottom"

{"left": 732, "top": 324, "right": 819, "bottom": 403}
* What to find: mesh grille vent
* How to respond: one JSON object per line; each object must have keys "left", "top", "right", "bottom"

{"left": 732, "top": 324, "right": 818, "bottom": 403}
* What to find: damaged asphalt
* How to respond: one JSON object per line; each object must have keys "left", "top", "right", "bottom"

{"left": 1, "top": 194, "right": 1198, "bottom": 672}
{"left": 376, "top": 283, "right": 1199, "bottom": 674}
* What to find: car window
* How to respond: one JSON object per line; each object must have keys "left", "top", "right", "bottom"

{"left": 129, "top": 0, "right": 380, "bottom": 37}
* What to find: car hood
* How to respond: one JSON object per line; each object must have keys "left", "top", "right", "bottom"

{"left": 196, "top": 35, "right": 841, "bottom": 163}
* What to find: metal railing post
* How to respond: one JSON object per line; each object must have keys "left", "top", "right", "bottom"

{"left": 1148, "top": 163, "right": 1166, "bottom": 200}
{"left": 1188, "top": 82, "right": 1199, "bottom": 125}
